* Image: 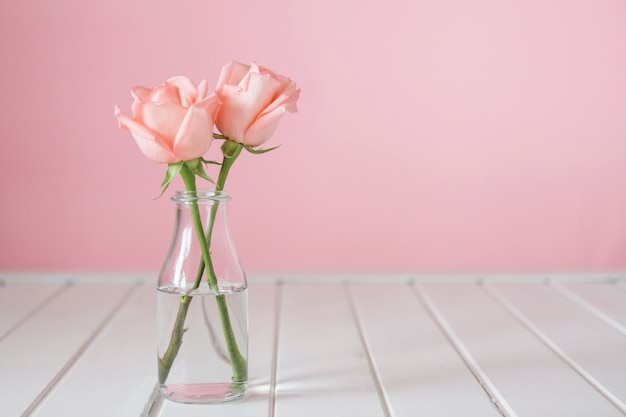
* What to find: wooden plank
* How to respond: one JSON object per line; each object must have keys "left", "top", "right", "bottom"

{"left": 0, "top": 284, "right": 134, "bottom": 417}
{"left": 246, "top": 271, "right": 625, "bottom": 284}
{"left": 488, "top": 283, "right": 626, "bottom": 412}
{"left": 557, "top": 282, "right": 626, "bottom": 334}
{"left": 419, "top": 283, "right": 624, "bottom": 416}
{"left": 273, "top": 283, "right": 384, "bottom": 417}
{"left": 0, "top": 271, "right": 152, "bottom": 285}
{"left": 349, "top": 283, "right": 501, "bottom": 416}
{"left": 158, "top": 282, "right": 278, "bottom": 417}
{"left": 30, "top": 284, "right": 156, "bottom": 417}
{"left": 0, "top": 283, "right": 67, "bottom": 340}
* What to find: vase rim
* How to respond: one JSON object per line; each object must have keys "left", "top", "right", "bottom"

{"left": 172, "top": 189, "right": 231, "bottom": 203}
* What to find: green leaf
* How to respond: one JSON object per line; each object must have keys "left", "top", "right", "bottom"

{"left": 155, "top": 162, "right": 183, "bottom": 199}
{"left": 243, "top": 144, "right": 280, "bottom": 154}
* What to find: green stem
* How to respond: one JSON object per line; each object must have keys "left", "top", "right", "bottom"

{"left": 189, "top": 142, "right": 246, "bottom": 380}
{"left": 191, "top": 141, "right": 243, "bottom": 284}
{"left": 158, "top": 293, "right": 192, "bottom": 383}
{"left": 158, "top": 144, "right": 247, "bottom": 384}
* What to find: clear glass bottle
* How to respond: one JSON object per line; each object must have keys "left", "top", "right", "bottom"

{"left": 157, "top": 190, "right": 248, "bottom": 403}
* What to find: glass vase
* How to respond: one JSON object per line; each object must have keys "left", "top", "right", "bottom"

{"left": 157, "top": 190, "right": 248, "bottom": 404}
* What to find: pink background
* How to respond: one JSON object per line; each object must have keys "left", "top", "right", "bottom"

{"left": 1, "top": 1, "right": 625, "bottom": 273}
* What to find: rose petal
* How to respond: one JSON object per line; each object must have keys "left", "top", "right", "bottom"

{"left": 256, "top": 63, "right": 291, "bottom": 89}
{"left": 197, "top": 79, "right": 208, "bottom": 100}
{"left": 173, "top": 94, "right": 220, "bottom": 160}
{"left": 166, "top": 76, "right": 198, "bottom": 107}
{"left": 130, "top": 131, "right": 178, "bottom": 164}
{"left": 114, "top": 105, "right": 176, "bottom": 163}
{"left": 148, "top": 83, "right": 183, "bottom": 106}
{"left": 214, "top": 84, "right": 247, "bottom": 140}
{"left": 130, "top": 86, "right": 153, "bottom": 102}
{"left": 260, "top": 84, "right": 300, "bottom": 117}
{"left": 216, "top": 61, "right": 251, "bottom": 90}
{"left": 140, "top": 101, "right": 187, "bottom": 146}
{"left": 244, "top": 105, "right": 290, "bottom": 146}
{"left": 216, "top": 72, "right": 281, "bottom": 143}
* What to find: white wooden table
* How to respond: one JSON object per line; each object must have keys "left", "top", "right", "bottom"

{"left": 1, "top": 272, "right": 625, "bottom": 417}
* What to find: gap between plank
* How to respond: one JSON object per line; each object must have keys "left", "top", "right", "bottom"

{"left": 549, "top": 283, "right": 626, "bottom": 337}
{"left": 268, "top": 280, "right": 284, "bottom": 417}
{"left": 483, "top": 284, "right": 626, "bottom": 415}
{"left": 140, "top": 383, "right": 164, "bottom": 417}
{"left": 412, "top": 284, "right": 516, "bottom": 417}
{"left": 21, "top": 284, "right": 141, "bottom": 417}
{"left": 0, "top": 283, "right": 71, "bottom": 342}
{"left": 344, "top": 283, "right": 394, "bottom": 417}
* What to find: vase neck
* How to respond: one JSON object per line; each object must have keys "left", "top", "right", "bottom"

{"left": 171, "top": 190, "right": 231, "bottom": 205}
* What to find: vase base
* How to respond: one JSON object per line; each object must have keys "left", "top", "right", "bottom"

{"left": 160, "top": 382, "right": 247, "bottom": 404}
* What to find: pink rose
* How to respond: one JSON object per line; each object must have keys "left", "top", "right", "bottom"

{"left": 215, "top": 62, "right": 300, "bottom": 147}
{"left": 115, "top": 76, "right": 220, "bottom": 163}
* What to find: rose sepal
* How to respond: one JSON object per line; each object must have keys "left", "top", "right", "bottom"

{"left": 156, "top": 158, "right": 217, "bottom": 199}
{"left": 185, "top": 158, "right": 215, "bottom": 184}
{"left": 243, "top": 144, "right": 280, "bottom": 154}
{"left": 219, "top": 137, "right": 280, "bottom": 157}
{"left": 155, "top": 162, "right": 184, "bottom": 199}
{"left": 220, "top": 139, "right": 243, "bottom": 159}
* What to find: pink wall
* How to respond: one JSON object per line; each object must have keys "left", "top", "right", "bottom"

{"left": 1, "top": 0, "right": 625, "bottom": 273}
